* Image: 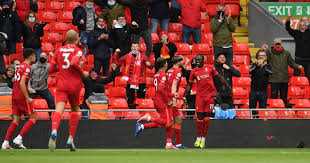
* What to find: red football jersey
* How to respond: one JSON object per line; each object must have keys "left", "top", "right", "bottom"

{"left": 153, "top": 70, "right": 168, "bottom": 104}
{"left": 189, "top": 65, "right": 218, "bottom": 97}
{"left": 166, "top": 67, "right": 182, "bottom": 101}
{"left": 12, "top": 63, "right": 31, "bottom": 100}
{"left": 50, "top": 44, "right": 84, "bottom": 91}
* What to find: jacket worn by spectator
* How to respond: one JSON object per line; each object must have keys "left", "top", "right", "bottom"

{"left": 149, "top": 0, "right": 170, "bottom": 20}
{"left": 0, "top": 10, "right": 20, "bottom": 42}
{"left": 94, "top": 0, "right": 108, "bottom": 10}
{"left": 111, "top": 24, "right": 138, "bottom": 57}
{"left": 211, "top": 15, "right": 235, "bottom": 47}
{"left": 101, "top": 3, "right": 125, "bottom": 29}
{"left": 88, "top": 26, "right": 115, "bottom": 61}
{"left": 249, "top": 62, "right": 272, "bottom": 91}
{"left": 72, "top": 6, "right": 97, "bottom": 31}
{"left": 213, "top": 62, "right": 241, "bottom": 94}
{"left": 15, "top": 0, "right": 38, "bottom": 21}
{"left": 153, "top": 42, "right": 177, "bottom": 71}
{"left": 29, "top": 62, "right": 49, "bottom": 91}
{"left": 267, "top": 48, "right": 300, "bottom": 83}
{"left": 22, "top": 22, "right": 44, "bottom": 49}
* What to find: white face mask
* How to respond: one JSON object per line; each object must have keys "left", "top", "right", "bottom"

{"left": 97, "top": 25, "right": 105, "bottom": 29}
{"left": 114, "top": 23, "right": 126, "bottom": 29}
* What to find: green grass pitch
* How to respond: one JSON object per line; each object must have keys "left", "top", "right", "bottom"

{"left": 1, "top": 149, "right": 310, "bottom": 163}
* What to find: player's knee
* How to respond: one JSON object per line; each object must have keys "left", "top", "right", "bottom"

{"left": 29, "top": 119, "right": 36, "bottom": 124}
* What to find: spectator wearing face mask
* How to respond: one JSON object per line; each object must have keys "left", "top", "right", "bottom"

{"left": 22, "top": 11, "right": 46, "bottom": 62}
{"left": 286, "top": 14, "right": 310, "bottom": 83}
{"left": 0, "top": 65, "right": 15, "bottom": 88}
{"left": 101, "top": 0, "right": 125, "bottom": 30}
{"left": 111, "top": 14, "right": 139, "bottom": 58}
{"left": 211, "top": 4, "right": 235, "bottom": 65}
{"left": 265, "top": 38, "right": 303, "bottom": 107}
{"left": 28, "top": 52, "right": 55, "bottom": 114}
{"left": 0, "top": 0, "right": 20, "bottom": 55}
{"left": 72, "top": 0, "right": 98, "bottom": 55}
{"left": 88, "top": 16, "right": 116, "bottom": 76}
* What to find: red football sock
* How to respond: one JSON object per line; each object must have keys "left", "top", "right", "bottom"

{"left": 150, "top": 117, "right": 166, "bottom": 126}
{"left": 52, "top": 112, "right": 62, "bottom": 132}
{"left": 69, "top": 112, "right": 79, "bottom": 138}
{"left": 196, "top": 120, "right": 203, "bottom": 138}
{"left": 5, "top": 121, "right": 18, "bottom": 141}
{"left": 144, "top": 123, "right": 161, "bottom": 129}
{"left": 166, "top": 127, "right": 173, "bottom": 143}
{"left": 174, "top": 125, "right": 181, "bottom": 145}
{"left": 19, "top": 119, "right": 36, "bottom": 137}
{"left": 203, "top": 117, "right": 210, "bottom": 138}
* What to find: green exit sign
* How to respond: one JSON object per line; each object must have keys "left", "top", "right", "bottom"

{"left": 265, "top": 3, "right": 310, "bottom": 17}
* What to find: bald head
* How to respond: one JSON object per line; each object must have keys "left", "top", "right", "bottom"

{"left": 66, "top": 30, "right": 78, "bottom": 45}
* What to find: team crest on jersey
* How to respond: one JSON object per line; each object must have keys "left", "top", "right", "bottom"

{"left": 177, "top": 73, "right": 181, "bottom": 77}
{"left": 197, "top": 76, "right": 200, "bottom": 81}
{"left": 26, "top": 68, "right": 30, "bottom": 73}
{"left": 205, "top": 67, "right": 208, "bottom": 72}
{"left": 162, "top": 77, "right": 166, "bottom": 81}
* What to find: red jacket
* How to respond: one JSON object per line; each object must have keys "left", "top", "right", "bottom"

{"left": 176, "top": 0, "right": 207, "bottom": 29}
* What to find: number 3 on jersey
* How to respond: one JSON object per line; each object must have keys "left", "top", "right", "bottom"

{"left": 62, "top": 53, "right": 70, "bottom": 69}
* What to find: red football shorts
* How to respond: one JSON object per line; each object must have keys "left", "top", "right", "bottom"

{"left": 167, "top": 106, "right": 180, "bottom": 118}
{"left": 155, "top": 106, "right": 173, "bottom": 125}
{"left": 56, "top": 89, "right": 81, "bottom": 106}
{"left": 12, "top": 99, "right": 34, "bottom": 116}
{"left": 196, "top": 95, "right": 214, "bottom": 113}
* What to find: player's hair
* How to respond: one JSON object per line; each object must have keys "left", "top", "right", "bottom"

{"left": 117, "top": 14, "right": 126, "bottom": 19}
{"left": 65, "top": 30, "right": 78, "bottom": 44}
{"left": 23, "top": 48, "right": 35, "bottom": 59}
{"left": 171, "top": 56, "right": 183, "bottom": 64}
{"left": 217, "top": 53, "right": 226, "bottom": 59}
{"left": 256, "top": 49, "right": 267, "bottom": 59}
{"left": 156, "top": 57, "right": 167, "bottom": 69}
{"left": 96, "top": 15, "right": 105, "bottom": 23}
{"left": 86, "top": 0, "right": 94, "bottom": 2}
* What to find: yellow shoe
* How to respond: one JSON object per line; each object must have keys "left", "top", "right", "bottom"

{"left": 199, "top": 140, "right": 205, "bottom": 149}
{"left": 194, "top": 139, "right": 201, "bottom": 148}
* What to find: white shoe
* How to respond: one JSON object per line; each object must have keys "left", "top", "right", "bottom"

{"left": 13, "top": 137, "right": 27, "bottom": 149}
{"left": 66, "top": 136, "right": 76, "bottom": 152}
{"left": 48, "top": 132, "right": 57, "bottom": 151}
{"left": 1, "top": 142, "right": 13, "bottom": 150}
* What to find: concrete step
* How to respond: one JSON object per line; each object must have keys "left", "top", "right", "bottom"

{"left": 240, "top": 0, "right": 249, "bottom": 6}
{"left": 233, "top": 32, "right": 248, "bottom": 37}
{"left": 250, "top": 48, "right": 260, "bottom": 54}
{"left": 248, "top": 43, "right": 255, "bottom": 48}
{"left": 235, "top": 26, "right": 248, "bottom": 33}
{"left": 234, "top": 37, "right": 249, "bottom": 43}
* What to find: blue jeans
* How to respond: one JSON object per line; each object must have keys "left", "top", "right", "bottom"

{"left": 182, "top": 24, "right": 201, "bottom": 44}
{"left": 249, "top": 90, "right": 267, "bottom": 109}
{"left": 79, "top": 31, "right": 90, "bottom": 55}
{"left": 29, "top": 88, "right": 55, "bottom": 110}
{"left": 35, "top": 48, "right": 42, "bottom": 62}
{"left": 171, "top": 0, "right": 180, "bottom": 9}
{"left": 150, "top": 18, "right": 170, "bottom": 33}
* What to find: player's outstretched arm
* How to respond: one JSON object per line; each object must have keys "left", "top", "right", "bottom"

{"left": 215, "top": 74, "right": 232, "bottom": 97}
{"left": 20, "top": 76, "right": 32, "bottom": 103}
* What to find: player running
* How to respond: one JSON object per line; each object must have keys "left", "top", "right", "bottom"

{"left": 136, "top": 57, "right": 177, "bottom": 149}
{"left": 1, "top": 48, "right": 36, "bottom": 149}
{"left": 48, "top": 30, "right": 88, "bottom": 151}
{"left": 184, "top": 54, "right": 232, "bottom": 149}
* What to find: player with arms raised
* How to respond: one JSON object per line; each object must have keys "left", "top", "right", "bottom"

{"left": 135, "top": 57, "right": 175, "bottom": 149}
{"left": 48, "top": 30, "right": 88, "bottom": 151}
{"left": 184, "top": 55, "right": 232, "bottom": 148}
{"left": 1, "top": 48, "right": 36, "bottom": 149}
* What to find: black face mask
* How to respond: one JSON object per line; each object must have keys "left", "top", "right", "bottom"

{"left": 3, "top": 8, "right": 11, "bottom": 13}
{"left": 217, "top": 11, "right": 225, "bottom": 18}
{"left": 39, "top": 57, "right": 47, "bottom": 63}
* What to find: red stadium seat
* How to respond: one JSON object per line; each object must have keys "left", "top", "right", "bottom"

{"left": 236, "top": 110, "right": 251, "bottom": 119}
{"left": 146, "top": 87, "right": 156, "bottom": 98}
{"left": 109, "top": 98, "right": 129, "bottom": 109}
{"left": 50, "top": 22, "right": 71, "bottom": 32}
{"left": 233, "top": 99, "right": 249, "bottom": 109}
{"left": 45, "top": 1, "right": 64, "bottom": 11}
{"left": 37, "top": 2, "right": 45, "bottom": 10}
{"left": 206, "top": 3, "right": 220, "bottom": 17}
{"left": 232, "top": 77, "right": 251, "bottom": 87}
{"left": 175, "top": 43, "right": 191, "bottom": 55}
{"left": 239, "top": 65, "right": 251, "bottom": 77}
{"left": 58, "top": 11, "right": 73, "bottom": 22}
{"left": 201, "top": 22, "right": 211, "bottom": 34}
{"left": 38, "top": 11, "right": 57, "bottom": 22}
{"left": 258, "top": 111, "right": 278, "bottom": 119}
{"left": 109, "top": 87, "right": 126, "bottom": 98}
{"left": 169, "top": 23, "right": 182, "bottom": 34}
{"left": 123, "top": 111, "right": 140, "bottom": 119}
{"left": 64, "top": 1, "right": 81, "bottom": 11}
{"left": 36, "top": 112, "right": 50, "bottom": 120}
{"left": 41, "top": 43, "right": 54, "bottom": 52}
{"left": 233, "top": 43, "right": 250, "bottom": 55}
{"left": 125, "top": 7, "right": 131, "bottom": 24}
{"left": 168, "top": 33, "right": 180, "bottom": 43}
{"left": 277, "top": 110, "right": 295, "bottom": 119}
{"left": 267, "top": 99, "right": 285, "bottom": 108}
{"left": 224, "top": 4, "right": 240, "bottom": 18}
{"left": 146, "top": 77, "right": 154, "bottom": 87}
{"left": 289, "top": 76, "right": 309, "bottom": 87}
{"left": 287, "top": 86, "right": 305, "bottom": 99}
{"left": 151, "top": 33, "right": 159, "bottom": 44}
{"left": 43, "top": 32, "right": 63, "bottom": 43}
{"left": 192, "top": 44, "right": 212, "bottom": 55}
{"left": 232, "top": 87, "right": 247, "bottom": 99}
{"left": 290, "top": 99, "right": 310, "bottom": 108}
{"left": 32, "top": 99, "right": 48, "bottom": 110}
{"left": 114, "top": 76, "right": 127, "bottom": 87}
{"left": 205, "top": 55, "right": 214, "bottom": 64}
{"left": 136, "top": 99, "right": 154, "bottom": 109}
{"left": 296, "top": 110, "right": 310, "bottom": 119}
{"left": 233, "top": 55, "right": 250, "bottom": 65}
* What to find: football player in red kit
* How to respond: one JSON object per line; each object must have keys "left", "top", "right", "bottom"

{"left": 184, "top": 54, "right": 232, "bottom": 148}
{"left": 136, "top": 57, "right": 178, "bottom": 149}
{"left": 2, "top": 48, "right": 36, "bottom": 149}
{"left": 48, "top": 30, "right": 88, "bottom": 151}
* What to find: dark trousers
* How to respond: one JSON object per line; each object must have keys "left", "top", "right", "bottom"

{"left": 126, "top": 83, "right": 146, "bottom": 107}
{"left": 6, "top": 40, "right": 16, "bottom": 55}
{"left": 29, "top": 88, "right": 55, "bottom": 116}
{"left": 270, "top": 82, "right": 288, "bottom": 106}
{"left": 132, "top": 29, "right": 152, "bottom": 57}
{"left": 213, "top": 46, "right": 234, "bottom": 65}
{"left": 222, "top": 96, "right": 234, "bottom": 109}
{"left": 294, "top": 62, "right": 310, "bottom": 83}
{"left": 0, "top": 55, "right": 6, "bottom": 75}
{"left": 249, "top": 90, "right": 267, "bottom": 116}
{"left": 94, "top": 58, "right": 110, "bottom": 76}
{"left": 186, "top": 94, "right": 196, "bottom": 119}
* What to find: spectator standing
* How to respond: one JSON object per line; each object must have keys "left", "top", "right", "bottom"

{"left": 213, "top": 54, "right": 240, "bottom": 108}
{"left": 88, "top": 16, "right": 115, "bottom": 76}
{"left": 170, "top": 0, "right": 180, "bottom": 23}
{"left": 249, "top": 50, "right": 272, "bottom": 115}
{"left": 94, "top": 0, "right": 108, "bottom": 11}
{"left": 28, "top": 52, "right": 55, "bottom": 115}
{"left": 115, "top": 43, "right": 153, "bottom": 109}
{"left": 111, "top": 14, "right": 139, "bottom": 57}
{"left": 117, "top": 0, "right": 154, "bottom": 58}
{"left": 176, "top": 0, "right": 207, "bottom": 44}
{"left": 0, "top": 32, "right": 7, "bottom": 75}
{"left": 149, "top": 0, "right": 170, "bottom": 33}
{"left": 211, "top": 4, "right": 235, "bottom": 65}
{"left": 153, "top": 31, "right": 177, "bottom": 72}
{"left": 22, "top": 11, "right": 46, "bottom": 62}
{"left": 0, "top": 0, "right": 20, "bottom": 54}
{"left": 266, "top": 38, "right": 302, "bottom": 107}
{"left": 13, "top": 0, "right": 37, "bottom": 22}
{"left": 286, "top": 14, "right": 310, "bottom": 83}
{"left": 0, "top": 65, "right": 14, "bottom": 88}
{"left": 101, "top": 0, "right": 125, "bottom": 30}
{"left": 72, "top": 0, "right": 98, "bottom": 55}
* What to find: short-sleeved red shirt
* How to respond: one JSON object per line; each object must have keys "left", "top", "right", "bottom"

{"left": 166, "top": 67, "right": 182, "bottom": 101}
{"left": 154, "top": 70, "right": 168, "bottom": 105}
{"left": 12, "top": 63, "right": 31, "bottom": 100}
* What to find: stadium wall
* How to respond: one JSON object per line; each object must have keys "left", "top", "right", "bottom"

{"left": 0, "top": 120, "right": 309, "bottom": 149}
